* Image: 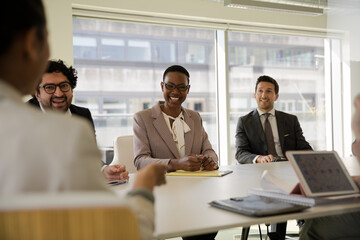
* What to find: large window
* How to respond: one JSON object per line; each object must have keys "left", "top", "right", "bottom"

{"left": 73, "top": 18, "right": 217, "bottom": 150}
{"left": 227, "top": 32, "right": 327, "bottom": 163}
{"left": 73, "top": 16, "right": 343, "bottom": 164}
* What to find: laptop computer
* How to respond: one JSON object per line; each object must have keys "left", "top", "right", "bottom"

{"left": 286, "top": 151, "right": 359, "bottom": 197}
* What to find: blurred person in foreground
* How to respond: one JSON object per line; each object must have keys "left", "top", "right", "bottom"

{"left": 0, "top": 1, "right": 166, "bottom": 239}
{"left": 299, "top": 93, "right": 360, "bottom": 239}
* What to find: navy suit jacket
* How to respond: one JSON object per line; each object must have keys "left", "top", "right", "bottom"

{"left": 235, "top": 109, "right": 312, "bottom": 164}
{"left": 27, "top": 97, "right": 95, "bottom": 133}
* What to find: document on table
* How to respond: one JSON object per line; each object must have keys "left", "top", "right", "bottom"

{"left": 209, "top": 194, "right": 310, "bottom": 217}
{"left": 247, "top": 170, "right": 315, "bottom": 207}
{"left": 166, "top": 170, "right": 233, "bottom": 177}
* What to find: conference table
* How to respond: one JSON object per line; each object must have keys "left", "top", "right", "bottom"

{"left": 114, "top": 157, "right": 360, "bottom": 239}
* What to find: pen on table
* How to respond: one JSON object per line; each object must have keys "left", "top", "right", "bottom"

{"left": 196, "top": 154, "right": 204, "bottom": 170}
{"left": 108, "top": 179, "right": 128, "bottom": 186}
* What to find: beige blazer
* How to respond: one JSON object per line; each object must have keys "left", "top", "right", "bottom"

{"left": 133, "top": 101, "right": 218, "bottom": 169}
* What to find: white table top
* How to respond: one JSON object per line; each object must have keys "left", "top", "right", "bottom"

{"left": 114, "top": 157, "right": 360, "bottom": 239}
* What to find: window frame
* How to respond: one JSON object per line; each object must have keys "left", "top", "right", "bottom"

{"left": 72, "top": 6, "right": 351, "bottom": 164}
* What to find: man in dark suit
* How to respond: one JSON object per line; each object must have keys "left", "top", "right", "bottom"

{"left": 27, "top": 59, "right": 95, "bottom": 130}
{"left": 235, "top": 75, "right": 312, "bottom": 164}
{"left": 28, "top": 59, "right": 128, "bottom": 181}
{"left": 28, "top": 97, "right": 95, "bottom": 131}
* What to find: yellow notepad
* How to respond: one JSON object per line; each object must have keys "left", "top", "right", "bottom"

{"left": 166, "top": 170, "right": 233, "bottom": 177}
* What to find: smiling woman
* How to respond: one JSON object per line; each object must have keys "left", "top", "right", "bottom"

{"left": 160, "top": 65, "right": 190, "bottom": 114}
{"left": 132, "top": 65, "right": 219, "bottom": 172}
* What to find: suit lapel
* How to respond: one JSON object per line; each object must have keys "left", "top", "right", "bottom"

{"left": 183, "top": 109, "right": 194, "bottom": 156}
{"left": 152, "top": 103, "right": 180, "bottom": 159}
{"left": 276, "top": 110, "right": 285, "bottom": 153}
{"left": 69, "top": 104, "right": 76, "bottom": 115}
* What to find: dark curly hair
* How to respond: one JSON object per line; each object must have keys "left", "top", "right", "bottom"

{"left": 35, "top": 59, "right": 78, "bottom": 94}
{"left": 45, "top": 59, "right": 78, "bottom": 88}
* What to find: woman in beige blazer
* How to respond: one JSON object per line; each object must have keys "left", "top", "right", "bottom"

{"left": 133, "top": 65, "right": 218, "bottom": 172}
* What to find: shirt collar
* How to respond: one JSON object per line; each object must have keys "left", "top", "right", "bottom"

{"left": 162, "top": 111, "right": 184, "bottom": 121}
{"left": 257, "top": 108, "right": 276, "bottom": 117}
{"left": 39, "top": 102, "right": 72, "bottom": 116}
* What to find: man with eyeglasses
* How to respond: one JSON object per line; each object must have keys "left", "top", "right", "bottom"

{"left": 28, "top": 59, "right": 94, "bottom": 130}
{"left": 0, "top": 1, "right": 167, "bottom": 239}
{"left": 27, "top": 59, "right": 128, "bottom": 181}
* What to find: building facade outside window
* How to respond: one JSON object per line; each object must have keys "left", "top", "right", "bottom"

{"left": 73, "top": 18, "right": 217, "bottom": 150}
{"left": 73, "top": 17, "right": 339, "bottom": 163}
{"left": 228, "top": 32, "right": 327, "bottom": 162}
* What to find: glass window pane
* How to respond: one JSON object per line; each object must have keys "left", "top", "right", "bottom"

{"left": 73, "top": 36, "right": 97, "bottom": 59}
{"left": 101, "top": 38, "right": 125, "bottom": 60}
{"left": 73, "top": 18, "right": 217, "bottom": 150}
{"left": 228, "top": 32, "right": 326, "bottom": 161}
{"left": 128, "top": 40, "right": 151, "bottom": 61}
{"left": 186, "top": 44, "right": 206, "bottom": 64}
{"left": 153, "top": 41, "right": 175, "bottom": 62}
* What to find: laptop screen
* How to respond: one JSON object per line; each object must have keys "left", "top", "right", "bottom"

{"left": 286, "top": 151, "right": 359, "bottom": 197}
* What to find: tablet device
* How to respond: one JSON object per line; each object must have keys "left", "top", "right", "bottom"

{"left": 286, "top": 151, "right": 359, "bottom": 197}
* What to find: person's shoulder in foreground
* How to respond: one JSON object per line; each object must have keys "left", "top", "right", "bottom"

{"left": 299, "top": 93, "right": 360, "bottom": 240}
{"left": 0, "top": 1, "right": 167, "bottom": 239}
{"left": 0, "top": 82, "right": 105, "bottom": 194}
{"left": 1, "top": 82, "right": 166, "bottom": 240}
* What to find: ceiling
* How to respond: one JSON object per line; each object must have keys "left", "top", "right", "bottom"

{"left": 206, "top": 0, "right": 360, "bottom": 12}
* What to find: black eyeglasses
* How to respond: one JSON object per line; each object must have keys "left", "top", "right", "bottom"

{"left": 164, "top": 82, "right": 189, "bottom": 92}
{"left": 39, "top": 82, "right": 71, "bottom": 94}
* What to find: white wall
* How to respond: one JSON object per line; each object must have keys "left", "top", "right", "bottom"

{"left": 43, "top": 0, "right": 73, "bottom": 65}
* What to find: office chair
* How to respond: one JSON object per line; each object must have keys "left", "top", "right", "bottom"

{"left": 111, "top": 135, "right": 137, "bottom": 173}
{"left": 241, "top": 222, "right": 288, "bottom": 240}
{"left": 0, "top": 196, "right": 141, "bottom": 240}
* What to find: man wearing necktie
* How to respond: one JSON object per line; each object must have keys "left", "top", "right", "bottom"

{"left": 235, "top": 75, "right": 312, "bottom": 164}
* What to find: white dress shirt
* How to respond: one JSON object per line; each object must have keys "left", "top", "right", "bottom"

{"left": 253, "top": 108, "right": 284, "bottom": 163}
{"left": 39, "top": 102, "right": 72, "bottom": 116}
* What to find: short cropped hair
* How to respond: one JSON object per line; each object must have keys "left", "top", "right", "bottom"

{"left": 0, "top": 0, "right": 46, "bottom": 57}
{"left": 255, "top": 75, "right": 279, "bottom": 94}
{"left": 163, "top": 65, "right": 190, "bottom": 84}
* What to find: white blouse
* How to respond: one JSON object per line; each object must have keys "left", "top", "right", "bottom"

{"left": 162, "top": 111, "right": 191, "bottom": 158}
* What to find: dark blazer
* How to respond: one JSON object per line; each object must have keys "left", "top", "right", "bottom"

{"left": 27, "top": 97, "right": 95, "bottom": 132}
{"left": 235, "top": 109, "right": 312, "bottom": 164}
